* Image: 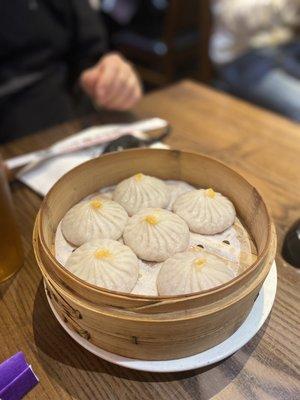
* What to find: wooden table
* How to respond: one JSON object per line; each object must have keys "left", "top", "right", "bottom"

{"left": 0, "top": 81, "right": 299, "bottom": 400}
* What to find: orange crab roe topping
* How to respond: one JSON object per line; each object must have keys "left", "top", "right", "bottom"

{"left": 205, "top": 188, "right": 216, "bottom": 198}
{"left": 90, "top": 199, "right": 103, "bottom": 209}
{"left": 94, "top": 249, "right": 111, "bottom": 259}
{"left": 144, "top": 215, "right": 158, "bottom": 225}
{"left": 194, "top": 258, "right": 206, "bottom": 269}
{"left": 134, "top": 173, "right": 144, "bottom": 181}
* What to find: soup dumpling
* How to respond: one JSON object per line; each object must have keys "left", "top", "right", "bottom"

{"left": 123, "top": 208, "right": 190, "bottom": 262}
{"left": 61, "top": 196, "right": 128, "bottom": 246}
{"left": 157, "top": 247, "right": 236, "bottom": 296}
{"left": 113, "top": 173, "right": 170, "bottom": 216}
{"left": 173, "top": 188, "right": 236, "bottom": 234}
{"left": 65, "top": 239, "right": 139, "bottom": 292}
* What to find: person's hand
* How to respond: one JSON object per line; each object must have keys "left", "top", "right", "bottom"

{"left": 80, "top": 52, "right": 143, "bottom": 111}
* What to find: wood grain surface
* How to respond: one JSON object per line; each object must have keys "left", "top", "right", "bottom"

{"left": 0, "top": 81, "right": 299, "bottom": 399}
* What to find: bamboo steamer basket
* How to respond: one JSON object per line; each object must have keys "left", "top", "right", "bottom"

{"left": 33, "top": 149, "right": 276, "bottom": 360}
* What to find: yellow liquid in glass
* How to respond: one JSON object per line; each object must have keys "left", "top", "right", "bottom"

{"left": 0, "top": 166, "right": 23, "bottom": 282}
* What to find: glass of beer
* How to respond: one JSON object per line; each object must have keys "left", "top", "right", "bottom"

{"left": 0, "top": 157, "right": 24, "bottom": 282}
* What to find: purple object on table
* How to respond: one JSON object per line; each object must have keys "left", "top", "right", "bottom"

{"left": 0, "top": 352, "right": 39, "bottom": 400}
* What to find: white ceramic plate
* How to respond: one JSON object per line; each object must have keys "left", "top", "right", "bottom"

{"left": 45, "top": 262, "right": 277, "bottom": 373}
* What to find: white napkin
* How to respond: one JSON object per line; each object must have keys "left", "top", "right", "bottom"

{"left": 15, "top": 119, "right": 169, "bottom": 197}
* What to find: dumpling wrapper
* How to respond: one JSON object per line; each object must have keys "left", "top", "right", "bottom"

{"left": 113, "top": 173, "right": 170, "bottom": 216}
{"left": 123, "top": 208, "right": 190, "bottom": 262}
{"left": 65, "top": 239, "right": 139, "bottom": 292}
{"left": 157, "top": 247, "right": 237, "bottom": 296}
{"left": 61, "top": 196, "right": 128, "bottom": 246}
{"left": 173, "top": 188, "right": 236, "bottom": 234}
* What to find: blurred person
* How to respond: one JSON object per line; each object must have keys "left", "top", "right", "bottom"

{"left": 210, "top": 0, "right": 300, "bottom": 122}
{"left": 0, "top": 0, "right": 142, "bottom": 143}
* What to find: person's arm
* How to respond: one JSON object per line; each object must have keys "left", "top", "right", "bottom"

{"left": 69, "top": 0, "right": 142, "bottom": 111}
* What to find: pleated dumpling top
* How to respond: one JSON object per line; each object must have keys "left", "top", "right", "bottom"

{"left": 61, "top": 196, "right": 128, "bottom": 246}
{"left": 65, "top": 239, "right": 139, "bottom": 292}
{"left": 113, "top": 173, "right": 170, "bottom": 216}
{"left": 173, "top": 188, "right": 236, "bottom": 235}
{"left": 123, "top": 208, "right": 190, "bottom": 262}
{"left": 157, "top": 247, "right": 236, "bottom": 296}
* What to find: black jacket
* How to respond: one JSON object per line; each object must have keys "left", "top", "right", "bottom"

{"left": 0, "top": 0, "right": 107, "bottom": 142}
